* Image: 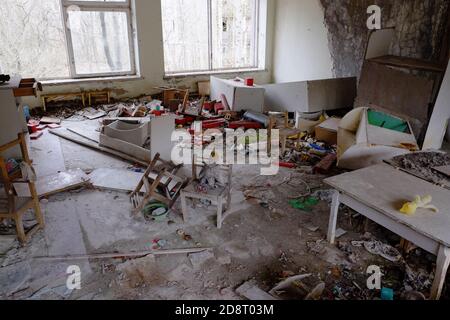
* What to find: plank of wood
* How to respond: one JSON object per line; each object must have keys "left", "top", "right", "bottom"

{"left": 66, "top": 127, "right": 100, "bottom": 143}
{"left": 433, "top": 165, "right": 450, "bottom": 178}
{"left": 89, "top": 168, "right": 144, "bottom": 192}
{"left": 13, "top": 169, "right": 89, "bottom": 198}
{"left": 40, "top": 117, "right": 61, "bottom": 125}
{"left": 33, "top": 248, "right": 212, "bottom": 262}
{"left": 49, "top": 128, "right": 149, "bottom": 167}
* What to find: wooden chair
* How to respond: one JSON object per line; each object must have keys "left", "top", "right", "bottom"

{"left": 181, "top": 164, "right": 232, "bottom": 229}
{"left": 268, "top": 111, "right": 303, "bottom": 155}
{"left": 0, "top": 133, "right": 44, "bottom": 244}
{"left": 130, "top": 153, "right": 188, "bottom": 216}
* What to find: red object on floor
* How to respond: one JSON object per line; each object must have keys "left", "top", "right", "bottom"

{"left": 197, "top": 118, "right": 227, "bottom": 130}
{"left": 313, "top": 153, "right": 337, "bottom": 174}
{"left": 176, "top": 116, "right": 196, "bottom": 126}
{"left": 277, "top": 162, "right": 296, "bottom": 169}
{"left": 151, "top": 110, "right": 164, "bottom": 116}
{"left": 245, "top": 78, "right": 254, "bottom": 86}
{"left": 228, "top": 121, "right": 262, "bottom": 130}
{"left": 27, "top": 120, "right": 40, "bottom": 133}
{"left": 30, "top": 131, "right": 43, "bottom": 140}
{"left": 203, "top": 101, "right": 214, "bottom": 111}
{"left": 214, "top": 103, "right": 224, "bottom": 114}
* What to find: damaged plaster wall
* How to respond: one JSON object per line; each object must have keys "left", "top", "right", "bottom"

{"left": 272, "top": 0, "right": 334, "bottom": 83}
{"left": 320, "top": 0, "right": 450, "bottom": 77}
{"left": 23, "top": 0, "right": 276, "bottom": 107}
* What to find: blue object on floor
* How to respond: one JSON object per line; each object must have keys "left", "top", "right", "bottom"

{"left": 381, "top": 287, "right": 394, "bottom": 300}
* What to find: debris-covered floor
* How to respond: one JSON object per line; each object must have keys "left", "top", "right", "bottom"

{"left": 1, "top": 115, "right": 448, "bottom": 300}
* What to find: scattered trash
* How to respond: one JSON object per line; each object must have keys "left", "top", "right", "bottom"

{"left": 401, "top": 290, "right": 426, "bottom": 300}
{"left": 381, "top": 287, "right": 394, "bottom": 300}
{"left": 352, "top": 240, "right": 403, "bottom": 263}
{"left": 289, "top": 196, "right": 319, "bottom": 212}
{"left": 177, "top": 229, "right": 192, "bottom": 241}
{"left": 151, "top": 239, "right": 167, "bottom": 250}
{"left": 188, "top": 250, "right": 215, "bottom": 269}
{"left": 142, "top": 201, "right": 169, "bottom": 222}
{"left": 305, "top": 282, "right": 326, "bottom": 300}
{"left": 335, "top": 228, "right": 347, "bottom": 239}
{"left": 400, "top": 195, "right": 439, "bottom": 215}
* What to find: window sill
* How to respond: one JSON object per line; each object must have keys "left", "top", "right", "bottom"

{"left": 164, "top": 68, "right": 267, "bottom": 79}
{"left": 41, "top": 75, "right": 143, "bottom": 86}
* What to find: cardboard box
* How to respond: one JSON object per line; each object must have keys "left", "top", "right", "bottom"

{"left": 315, "top": 117, "right": 341, "bottom": 145}
{"left": 338, "top": 108, "right": 419, "bottom": 170}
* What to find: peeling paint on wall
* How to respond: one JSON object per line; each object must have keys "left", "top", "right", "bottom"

{"left": 320, "top": 0, "right": 450, "bottom": 77}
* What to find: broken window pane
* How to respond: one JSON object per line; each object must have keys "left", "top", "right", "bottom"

{"left": 67, "top": 10, "right": 132, "bottom": 75}
{"left": 161, "top": 0, "right": 210, "bottom": 74}
{"left": 0, "top": 0, "right": 70, "bottom": 79}
{"left": 211, "top": 0, "right": 258, "bottom": 70}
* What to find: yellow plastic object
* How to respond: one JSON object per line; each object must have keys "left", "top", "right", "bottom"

{"left": 400, "top": 195, "right": 439, "bottom": 215}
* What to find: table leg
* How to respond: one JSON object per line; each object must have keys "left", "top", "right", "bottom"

{"left": 430, "top": 245, "right": 450, "bottom": 300}
{"left": 327, "top": 190, "right": 340, "bottom": 245}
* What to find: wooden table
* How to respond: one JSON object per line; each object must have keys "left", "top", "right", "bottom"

{"left": 324, "top": 164, "right": 450, "bottom": 300}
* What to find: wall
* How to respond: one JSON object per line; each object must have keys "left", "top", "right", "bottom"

{"left": 320, "top": 0, "right": 450, "bottom": 77}
{"left": 24, "top": 0, "right": 275, "bottom": 108}
{"left": 272, "top": 0, "right": 334, "bottom": 83}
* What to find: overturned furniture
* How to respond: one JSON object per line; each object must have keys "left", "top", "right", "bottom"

{"left": 100, "top": 114, "right": 176, "bottom": 162}
{"left": 337, "top": 107, "right": 419, "bottom": 170}
{"left": 0, "top": 133, "right": 44, "bottom": 244}
{"left": 130, "top": 153, "right": 188, "bottom": 216}
{"left": 181, "top": 164, "right": 232, "bottom": 229}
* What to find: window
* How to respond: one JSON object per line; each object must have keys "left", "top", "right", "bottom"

{"left": 161, "top": 0, "right": 262, "bottom": 75}
{"left": 0, "top": 0, "right": 136, "bottom": 80}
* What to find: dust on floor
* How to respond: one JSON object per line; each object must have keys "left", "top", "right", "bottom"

{"left": 0, "top": 120, "right": 447, "bottom": 300}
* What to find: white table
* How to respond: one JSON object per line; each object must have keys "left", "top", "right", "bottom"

{"left": 324, "top": 164, "right": 450, "bottom": 300}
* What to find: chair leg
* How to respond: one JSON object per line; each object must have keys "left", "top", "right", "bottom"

{"left": 14, "top": 214, "right": 26, "bottom": 245}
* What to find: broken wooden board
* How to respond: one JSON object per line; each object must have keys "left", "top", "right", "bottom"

{"left": 49, "top": 128, "right": 149, "bottom": 167}
{"left": 85, "top": 110, "right": 107, "bottom": 120}
{"left": 13, "top": 169, "right": 89, "bottom": 198}
{"left": 99, "top": 134, "right": 152, "bottom": 163}
{"left": 89, "top": 168, "right": 144, "bottom": 192}
{"left": 66, "top": 127, "right": 100, "bottom": 143}
{"left": 33, "top": 248, "right": 212, "bottom": 262}
{"left": 236, "top": 281, "right": 277, "bottom": 300}
{"left": 432, "top": 165, "right": 450, "bottom": 178}
{"left": 40, "top": 117, "right": 61, "bottom": 125}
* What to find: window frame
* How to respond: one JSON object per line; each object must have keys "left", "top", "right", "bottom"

{"left": 162, "top": 0, "right": 263, "bottom": 76}
{"left": 60, "top": 0, "right": 136, "bottom": 79}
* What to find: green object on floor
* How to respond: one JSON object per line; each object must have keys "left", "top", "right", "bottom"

{"left": 367, "top": 109, "right": 409, "bottom": 133}
{"left": 142, "top": 201, "right": 169, "bottom": 221}
{"left": 289, "top": 197, "right": 319, "bottom": 211}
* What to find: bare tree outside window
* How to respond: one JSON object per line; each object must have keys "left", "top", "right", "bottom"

{"left": 161, "top": 0, "right": 259, "bottom": 75}
{"left": 0, "top": 0, "right": 135, "bottom": 80}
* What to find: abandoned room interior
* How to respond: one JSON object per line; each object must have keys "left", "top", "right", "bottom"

{"left": 1, "top": 0, "right": 450, "bottom": 303}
